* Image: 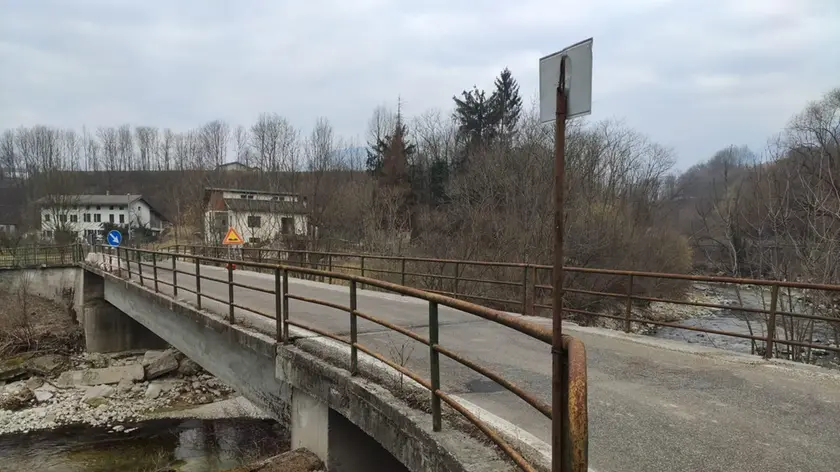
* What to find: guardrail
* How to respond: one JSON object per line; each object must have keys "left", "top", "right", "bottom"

{"left": 171, "top": 244, "right": 840, "bottom": 363}
{"left": 89, "top": 244, "right": 588, "bottom": 472}
{"left": 0, "top": 244, "right": 84, "bottom": 268}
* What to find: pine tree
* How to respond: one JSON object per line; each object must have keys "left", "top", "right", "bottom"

{"left": 452, "top": 86, "right": 497, "bottom": 152}
{"left": 489, "top": 68, "right": 523, "bottom": 144}
{"left": 365, "top": 100, "right": 415, "bottom": 181}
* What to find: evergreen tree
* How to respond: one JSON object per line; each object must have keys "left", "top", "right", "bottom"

{"left": 452, "top": 86, "right": 497, "bottom": 153}
{"left": 365, "top": 101, "right": 415, "bottom": 180}
{"left": 489, "top": 68, "right": 522, "bottom": 144}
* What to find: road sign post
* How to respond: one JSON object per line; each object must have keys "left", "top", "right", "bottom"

{"left": 539, "top": 37, "right": 592, "bottom": 472}
{"left": 222, "top": 226, "right": 244, "bottom": 270}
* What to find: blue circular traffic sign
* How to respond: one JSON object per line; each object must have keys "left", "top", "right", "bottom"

{"left": 107, "top": 230, "right": 122, "bottom": 247}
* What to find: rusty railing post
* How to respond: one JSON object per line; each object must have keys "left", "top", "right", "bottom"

{"left": 429, "top": 300, "right": 442, "bottom": 432}
{"left": 195, "top": 257, "right": 202, "bottom": 310}
{"left": 116, "top": 247, "right": 122, "bottom": 277}
{"left": 275, "top": 268, "right": 283, "bottom": 342}
{"left": 172, "top": 253, "right": 178, "bottom": 297}
{"left": 360, "top": 255, "right": 365, "bottom": 290}
{"left": 282, "top": 269, "right": 290, "bottom": 343}
{"left": 522, "top": 265, "right": 529, "bottom": 315}
{"left": 401, "top": 257, "right": 406, "bottom": 287}
{"left": 453, "top": 262, "right": 460, "bottom": 297}
{"left": 227, "top": 261, "right": 235, "bottom": 324}
{"left": 152, "top": 251, "right": 159, "bottom": 293}
{"left": 138, "top": 251, "right": 144, "bottom": 286}
{"left": 530, "top": 265, "right": 537, "bottom": 316}
{"left": 328, "top": 254, "right": 333, "bottom": 285}
{"left": 766, "top": 284, "right": 779, "bottom": 359}
{"left": 350, "top": 280, "right": 358, "bottom": 375}
{"left": 624, "top": 274, "right": 633, "bottom": 333}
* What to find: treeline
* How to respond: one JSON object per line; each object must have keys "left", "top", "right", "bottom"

{"left": 1, "top": 69, "right": 838, "bottom": 293}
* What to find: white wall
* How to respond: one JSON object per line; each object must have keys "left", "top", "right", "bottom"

{"left": 40, "top": 199, "right": 163, "bottom": 241}
{"left": 204, "top": 210, "right": 308, "bottom": 243}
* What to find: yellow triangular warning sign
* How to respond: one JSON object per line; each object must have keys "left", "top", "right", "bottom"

{"left": 223, "top": 227, "right": 244, "bottom": 245}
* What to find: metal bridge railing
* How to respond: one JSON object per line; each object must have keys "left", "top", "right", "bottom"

{"left": 89, "top": 244, "right": 589, "bottom": 472}
{"left": 172, "top": 244, "right": 840, "bottom": 363}
{"left": 0, "top": 244, "right": 83, "bottom": 268}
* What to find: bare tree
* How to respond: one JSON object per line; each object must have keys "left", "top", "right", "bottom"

{"left": 200, "top": 120, "right": 229, "bottom": 168}
{"left": 135, "top": 126, "right": 159, "bottom": 171}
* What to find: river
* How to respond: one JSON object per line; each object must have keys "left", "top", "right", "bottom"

{"left": 0, "top": 417, "right": 289, "bottom": 472}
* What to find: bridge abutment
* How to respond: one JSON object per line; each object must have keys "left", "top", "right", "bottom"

{"left": 78, "top": 269, "right": 168, "bottom": 353}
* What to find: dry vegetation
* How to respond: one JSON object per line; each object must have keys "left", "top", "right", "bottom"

{"left": 1, "top": 71, "right": 839, "bottom": 342}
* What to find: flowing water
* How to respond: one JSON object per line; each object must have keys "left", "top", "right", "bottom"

{"left": 0, "top": 417, "right": 289, "bottom": 472}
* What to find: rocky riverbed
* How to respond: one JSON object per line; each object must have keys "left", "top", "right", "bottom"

{"left": 0, "top": 348, "right": 234, "bottom": 435}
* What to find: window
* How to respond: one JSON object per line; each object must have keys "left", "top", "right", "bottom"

{"left": 109, "top": 206, "right": 114, "bottom": 210}
{"left": 96, "top": 205, "right": 101, "bottom": 210}
{"left": 94, "top": 214, "right": 101, "bottom": 223}
{"left": 59, "top": 214, "right": 67, "bottom": 223}
{"left": 70, "top": 214, "right": 78, "bottom": 223}
{"left": 249, "top": 237, "right": 261, "bottom": 243}
{"left": 119, "top": 214, "right": 125, "bottom": 224}
{"left": 44, "top": 214, "right": 51, "bottom": 222}
{"left": 83, "top": 213, "right": 91, "bottom": 222}
{"left": 247, "top": 215, "right": 261, "bottom": 228}
{"left": 109, "top": 214, "right": 115, "bottom": 223}
{"left": 281, "top": 217, "right": 294, "bottom": 235}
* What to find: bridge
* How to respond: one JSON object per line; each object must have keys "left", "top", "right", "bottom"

{"left": 3, "top": 244, "right": 840, "bottom": 472}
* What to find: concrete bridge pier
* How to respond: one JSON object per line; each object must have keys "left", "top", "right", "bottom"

{"left": 77, "top": 269, "right": 168, "bottom": 353}
{"left": 291, "top": 387, "right": 410, "bottom": 472}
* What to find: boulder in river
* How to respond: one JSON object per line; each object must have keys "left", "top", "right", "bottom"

{"left": 26, "top": 354, "right": 70, "bottom": 377}
{"left": 144, "top": 351, "right": 179, "bottom": 380}
{"left": 57, "top": 364, "right": 144, "bottom": 387}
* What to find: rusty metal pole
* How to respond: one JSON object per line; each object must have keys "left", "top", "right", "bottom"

{"left": 552, "top": 58, "right": 569, "bottom": 472}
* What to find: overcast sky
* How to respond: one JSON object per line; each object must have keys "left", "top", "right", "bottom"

{"left": 2, "top": 0, "right": 839, "bottom": 170}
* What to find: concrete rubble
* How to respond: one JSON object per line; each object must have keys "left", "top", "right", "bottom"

{"left": 0, "top": 348, "right": 235, "bottom": 434}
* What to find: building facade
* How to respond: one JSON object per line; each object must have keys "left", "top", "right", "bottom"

{"left": 203, "top": 187, "right": 309, "bottom": 244}
{"left": 38, "top": 194, "right": 166, "bottom": 242}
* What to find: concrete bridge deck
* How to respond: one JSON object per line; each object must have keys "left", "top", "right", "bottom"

{"left": 88, "top": 256, "right": 840, "bottom": 472}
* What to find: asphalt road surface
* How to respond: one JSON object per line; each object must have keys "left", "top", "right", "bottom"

{"left": 96, "top": 255, "right": 840, "bottom": 472}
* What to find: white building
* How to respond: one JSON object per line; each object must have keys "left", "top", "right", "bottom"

{"left": 203, "top": 187, "right": 309, "bottom": 244}
{"left": 38, "top": 194, "right": 167, "bottom": 242}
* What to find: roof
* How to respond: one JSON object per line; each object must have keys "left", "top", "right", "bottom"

{"left": 205, "top": 187, "right": 300, "bottom": 197}
{"left": 36, "top": 194, "right": 143, "bottom": 205}
{"left": 216, "top": 161, "right": 259, "bottom": 170}
{"left": 224, "top": 198, "right": 308, "bottom": 214}
{"left": 35, "top": 194, "right": 168, "bottom": 221}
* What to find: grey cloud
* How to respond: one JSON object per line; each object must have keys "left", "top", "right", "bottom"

{"left": 1, "top": 0, "right": 838, "bottom": 169}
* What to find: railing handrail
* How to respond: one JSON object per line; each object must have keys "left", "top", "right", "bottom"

{"left": 173, "top": 243, "right": 840, "bottom": 292}
{"left": 133, "top": 246, "right": 551, "bottom": 343}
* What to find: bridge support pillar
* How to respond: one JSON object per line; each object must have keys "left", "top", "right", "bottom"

{"left": 289, "top": 387, "right": 409, "bottom": 472}
{"left": 79, "top": 269, "right": 168, "bottom": 353}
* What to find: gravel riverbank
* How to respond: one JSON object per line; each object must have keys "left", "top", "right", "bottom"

{"left": 0, "top": 349, "right": 236, "bottom": 435}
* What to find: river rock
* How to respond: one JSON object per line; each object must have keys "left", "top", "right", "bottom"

{"left": 33, "top": 389, "right": 54, "bottom": 402}
{"left": 85, "top": 353, "right": 110, "bottom": 369}
{"left": 84, "top": 385, "right": 116, "bottom": 400}
{"left": 177, "top": 358, "right": 201, "bottom": 376}
{"left": 117, "top": 378, "right": 133, "bottom": 394}
{"left": 142, "top": 350, "right": 166, "bottom": 366}
{"left": 0, "top": 387, "right": 33, "bottom": 411}
{"left": 0, "top": 353, "right": 36, "bottom": 381}
{"left": 25, "top": 354, "right": 69, "bottom": 377}
{"left": 25, "top": 377, "right": 44, "bottom": 390}
{"left": 145, "top": 382, "right": 162, "bottom": 399}
{"left": 57, "top": 364, "right": 145, "bottom": 387}
{"left": 144, "top": 351, "right": 178, "bottom": 380}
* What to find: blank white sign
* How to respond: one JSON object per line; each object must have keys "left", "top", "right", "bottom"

{"left": 539, "top": 38, "right": 593, "bottom": 123}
